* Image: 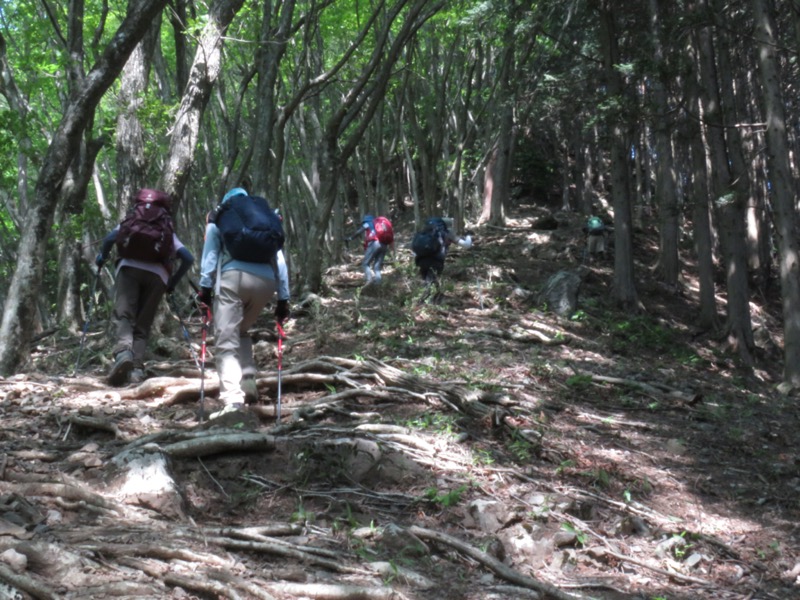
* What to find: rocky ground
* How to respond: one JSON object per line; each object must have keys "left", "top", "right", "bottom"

{"left": 0, "top": 205, "right": 798, "bottom": 600}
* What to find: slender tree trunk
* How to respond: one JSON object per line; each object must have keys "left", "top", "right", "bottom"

{"left": 488, "top": 8, "right": 517, "bottom": 228}
{"left": 597, "top": 0, "right": 638, "bottom": 309}
{"left": 685, "top": 66, "right": 719, "bottom": 330}
{"left": 752, "top": 0, "right": 800, "bottom": 385}
{"left": 695, "top": 0, "right": 754, "bottom": 364}
{"left": 647, "top": 0, "right": 680, "bottom": 287}
{"left": 0, "top": 0, "right": 171, "bottom": 375}
{"left": 249, "top": 0, "right": 296, "bottom": 197}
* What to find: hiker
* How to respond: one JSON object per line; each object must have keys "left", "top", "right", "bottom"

{"left": 198, "top": 187, "right": 291, "bottom": 419}
{"left": 411, "top": 217, "right": 472, "bottom": 303}
{"left": 346, "top": 215, "right": 394, "bottom": 285}
{"left": 583, "top": 214, "right": 607, "bottom": 260}
{"left": 96, "top": 188, "right": 194, "bottom": 386}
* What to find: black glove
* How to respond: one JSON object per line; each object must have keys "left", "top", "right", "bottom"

{"left": 275, "top": 299, "right": 290, "bottom": 324}
{"left": 166, "top": 278, "right": 176, "bottom": 295}
{"left": 95, "top": 253, "right": 105, "bottom": 268}
{"left": 198, "top": 286, "right": 213, "bottom": 307}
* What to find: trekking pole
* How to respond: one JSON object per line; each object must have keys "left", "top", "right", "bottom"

{"left": 470, "top": 248, "right": 484, "bottom": 310}
{"left": 167, "top": 294, "right": 201, "bottom": 369}
{"left": 275, "top": 320, "right": 285, "bottom": 423}
{"left": 198, "top": 302, "right": 211, "bottom": 422}
{"left": 74, "top": 265, "right": 102, "bottom": 376}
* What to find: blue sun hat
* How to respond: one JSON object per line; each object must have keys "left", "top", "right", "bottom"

{"left": 223, "top": 187, "right": 247, "bottom": 203}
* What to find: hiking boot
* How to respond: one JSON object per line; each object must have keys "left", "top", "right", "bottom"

{"left": 209, "top": 403, "right": 245, "bottom": 420}
{"left": 129, "top": 368, "right": 145, "bottom": 384}
{"left": 107, "top": 350, "right": 133, "bottom": 387}
{"left": 242, "top": 376, "right": 258, "bottom": 405}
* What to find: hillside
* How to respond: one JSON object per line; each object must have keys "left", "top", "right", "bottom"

{"left": 0, "top": 205, "right": 797, "bottom": 600}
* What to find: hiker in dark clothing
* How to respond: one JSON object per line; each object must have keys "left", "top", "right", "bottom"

{"left": 96, "top": 189, "right": 194, "bottom": 386}
{"left": 582, "top": 214, "right": 608, "bottom": 261}
{"left": 412, "top": 217, "right": 472, "bottom": 303}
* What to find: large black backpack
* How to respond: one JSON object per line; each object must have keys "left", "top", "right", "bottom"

{"left": 412, "top": 218, "right": 448, "bottom": 259}
{"left": 116, "top": 189, "right": 175, "bottom": 264}
{"left": 212, "top": 194, "right": 285, "bottom": 263}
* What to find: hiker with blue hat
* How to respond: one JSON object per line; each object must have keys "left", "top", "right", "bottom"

{"left": 346, "top": 214, "right": 394, "bottom": 286}
{"left": 198, "top": 186, "right": 291, "bottom": 419}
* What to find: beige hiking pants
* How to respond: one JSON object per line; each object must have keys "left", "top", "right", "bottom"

{"left": 213, "top": 269, "right": 277, "bottom": 405}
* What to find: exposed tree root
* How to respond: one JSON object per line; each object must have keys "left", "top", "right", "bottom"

{"left": 267, "top": 582, "right": 409, "bottom": 599}
{"left": 407, "top": 525, "right": 591, "bottom": 600}
{"left": 0, "top": 562, "right": 56, "bottom": 600}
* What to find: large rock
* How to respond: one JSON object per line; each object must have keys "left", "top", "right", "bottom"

{"left": 537, "top": 269, "right": 584, "bottom": 317}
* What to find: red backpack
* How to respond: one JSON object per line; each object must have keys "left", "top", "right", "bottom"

{"left": 372, "top": 216, "right": 394, "bottom": 245}
{"left": 116, "top": 189, "right": 175, "bottom": 264}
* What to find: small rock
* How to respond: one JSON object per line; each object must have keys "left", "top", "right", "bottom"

{"left": 0, "top": 548, "right": 27, "bottom": 573}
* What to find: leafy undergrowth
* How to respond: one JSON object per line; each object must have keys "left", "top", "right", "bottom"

{"left": 1, "top": 206, "right": 798, "bottom": 600}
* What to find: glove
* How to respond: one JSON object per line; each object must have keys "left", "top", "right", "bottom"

{"left": 198, "top": 286, "right": 213, "bottom": 307}
{"left": 275, "top": 299, "right": 290, "bottom": 324}
{"left": 166, "top": 277, "right": 177, "bottom": 295}
{"left": 95, "top": 253, "right": 105, "bottom": 268}
{"left": 458, "top": 235, "right": 473, "bottom": 249}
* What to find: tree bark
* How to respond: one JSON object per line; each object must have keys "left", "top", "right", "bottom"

{"left": 694, "top": 0, "right": 754, "bottom": 364}
{"left": 686, "top": 77, "right": 719, "bottom": 330}
{"left": 647, "top": 0, "right": 680, "bottom": 288}
{"left": 596, "top": 0, "right": 638, "bottom": 310}
{"left": 116, "top": 17, "right": 162, "bottom": 209}
{"left": 160, "top": 0, "right": 247, "bottom": 205}
{"left": 752, "top": 0, "right": 800, "bottom": 385}
{"left": 248, "top": 0, "right": 297, "bottom": 198}
{"left": 0, "top": 0, "right": 171, "bottom": 376}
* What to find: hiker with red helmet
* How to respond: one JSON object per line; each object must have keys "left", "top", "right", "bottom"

{"left": 96, "top": 189, "right": 194, "bottom": 386}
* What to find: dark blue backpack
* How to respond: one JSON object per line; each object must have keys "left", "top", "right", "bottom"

{"left": 213, "top": 194, "right": 285, "bottom": 263}
{"left": 412, "top": 218, "right": 448, "bottom": 259}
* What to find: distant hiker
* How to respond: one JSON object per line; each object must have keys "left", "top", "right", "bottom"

{"left": 411, "top": 217, "right": 472, "bottom": 303}
{"left": 583, "top": 214, "right": 607, "bottom": 261}
{"left": 96, "top": 188, "right": 194, "bottom": 386}
{"left": 346, "top": 215, "right": 394, "bottom": 286}
{"left": 198, "top": 187, "right": 291, "bottom": 419}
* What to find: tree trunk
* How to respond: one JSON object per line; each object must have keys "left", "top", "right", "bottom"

{"left": 0, "top": 0, "right": 171, "bottom": 376}
{"left": 249, "top": 0, "right": 297, "bottom": 197}
{"left": 695, "top": 0, "right": 754, "bottom": 364}
{"left": 116, "top": 18, "right": 162, "bottom": 208}
{"left": 647, "top": 0, "right": 680, "bottom": 288}
{"left": 752, "top": 0, "right": 800, "bottom": 385}
{"left": 596, "top": 0, "right": 638, "bottom": 310}
{"left": 160, "top": 0, "right": 247, "bottom": 205}
{"left": 685, "top": 68, "right": 719, "bottom": 330}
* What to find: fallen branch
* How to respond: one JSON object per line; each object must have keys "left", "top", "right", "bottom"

{"left": 267, "top": 582, "right": 408, "bottom": 600}
{"left": 67, "top": 414, "right": 124, "bottom": 439}
{"left": 0, "top": 480, "right": 124, "bottom": 515}
{"left": 472, "top": 327, "right": 568, "bottom": 345}
{"left": 407, "top": 525, "right": 590, "bottom": 600}
{"left": 589, "top": 546, "right": 713, "bottom": 586}
{"left": 162, "top": 431, "right": 275, "bottom": 458}
{"left": 0, "top": 562, "right": 56, "bottom": 600}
